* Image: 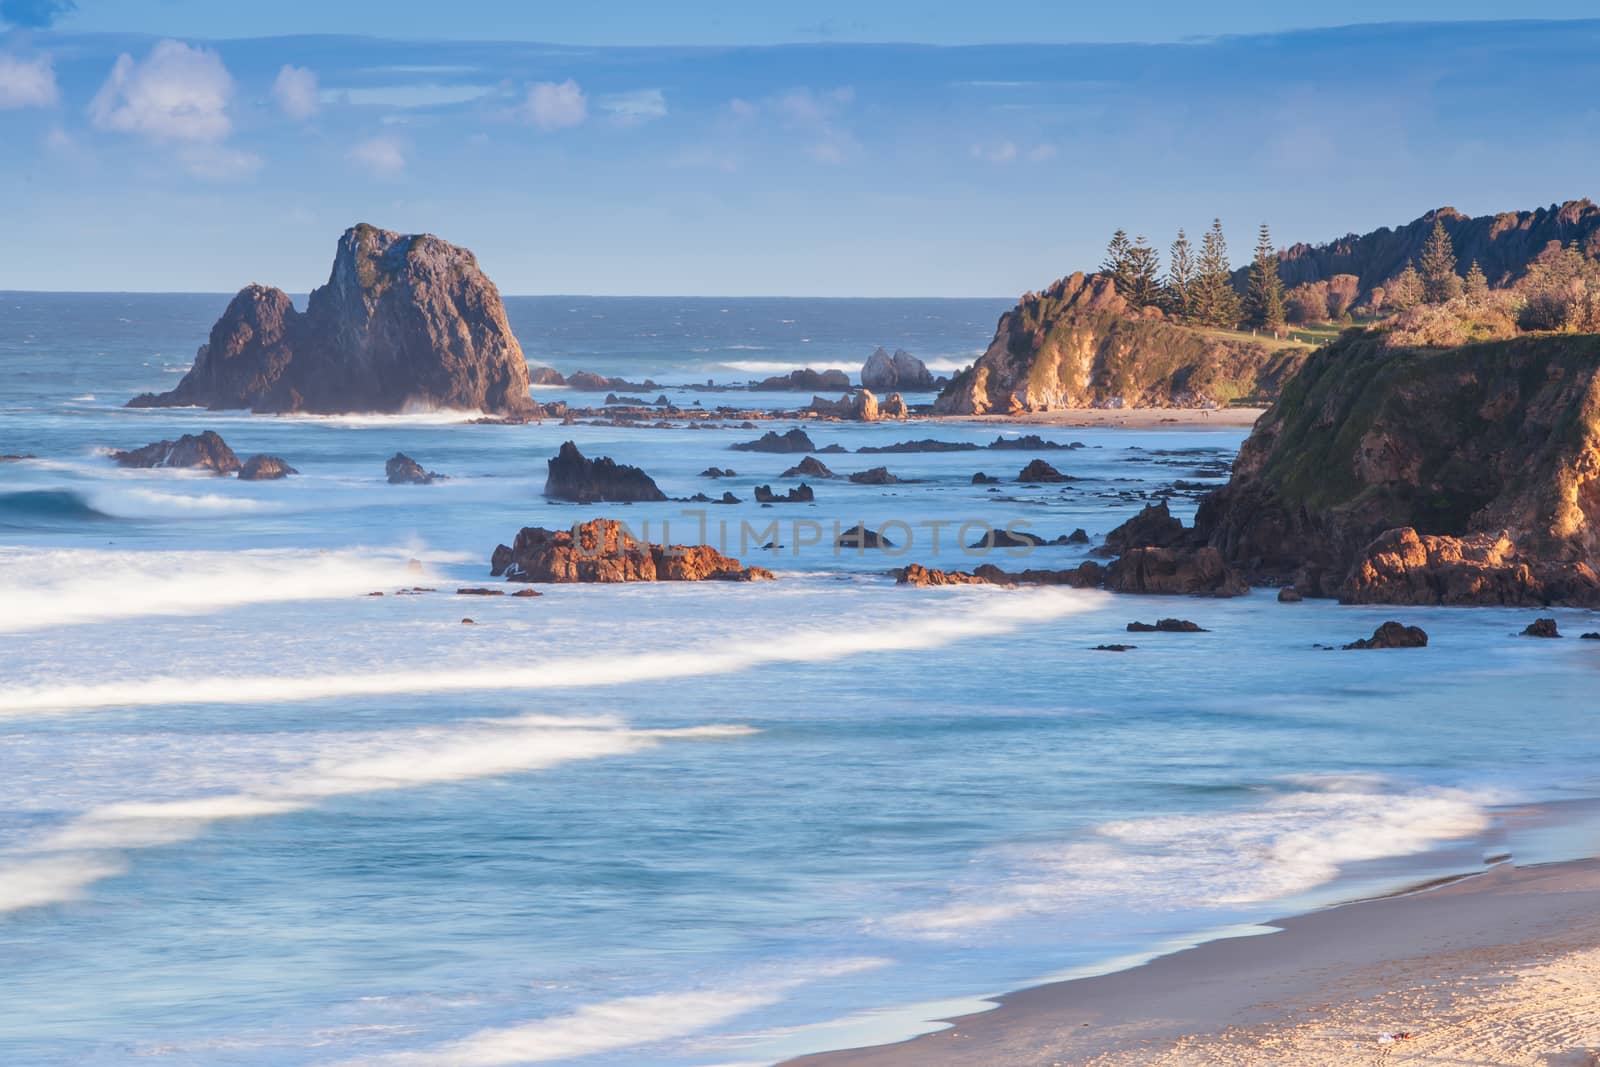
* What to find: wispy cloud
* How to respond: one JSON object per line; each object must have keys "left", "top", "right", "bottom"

{"left": 598, "top": 87, "right": 666, "bottom": 126}
{"left": 522, "top": 78, "right": 586, "bottom": 131}
{"left": 348, "top": 135, "right": 406, "bottom": 178}
{"left": 733, "top": 85, "right": 858, "bottom": 165}
{"left": 0, "top": 51, "right": 57, "bottom": 108}
{"left": 88, "top": 40, "right": 234, "bottom": 142}
{"left": 272, "top": 64, "right": 318, "bottom": 120}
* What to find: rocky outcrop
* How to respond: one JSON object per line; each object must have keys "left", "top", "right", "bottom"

{"left": 112, "top": 431, "right": 240, "bottom": 474}
{"left": 732, "top": 428, "right": 816, "bottom": 453}
{"left": 128, "top": 225, "right": 535, "bottom": 416}
{"left": 1017, "top": 459, "right": 1071, "bottom": 483}
{"left": 386, "top": 453, "right": 444, "bottom": 485}
{"left": 544, "top": 441, "right": 667, "bottom": 503}
{"left": 861, "top": 348, "right": 935, "bottom": 392}
{"left": 1099, "top": 500, "right": 1187, "bottom": 556}
{"left": 848, "top": 466, "right": 901, "bottom": 484}
{"left": 700, "top": 467, "right": 736, "bottom": 478}
{"left": 491, "top": 519, "right": 774, "bottom": 583}
{"left": 529, "top": 366, "right": 567, "bottom": 386}
{"left": 1104, "top": 546, "right": 1249, "bottom": 597}
{"left": 753, "top": 483, "right": 815, "bottom": 503}
{"left": 880, "top": 393, "right": 908, "bottom": 418}
{"left": 782, "top": 456, "right": 835, "bottom": 479}
{"left": 1195, "top": 331, "right": 1600, "bottom": 606}
{"left": 853, "top": 389, "right": 880, "bottom": 422}
{"left": 837, "top": 524, "right": 893, "bottom": 549}
{"left": 754, "top": 368, "right": 850, "bottom": 391}
{"left": 894, "top": 561, "right": 1105, "bottom": 589}
{"left": 1127, "top": 618, "right": 1207, "bottom": 632}
{"left": 238, "top": 454, "right": 296, "bottom": 480}
{"left": 935, "top": 272, "right": 1306, "bottom": 414}
{"left": 1344, "top": 621, "right": 1429, "bottom": 650}
{"left": 1523, "top": 618, "right": 1561, "bottom": 638}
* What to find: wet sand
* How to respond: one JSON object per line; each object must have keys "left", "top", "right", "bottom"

{"left": 784, "top": 859, "right": 1600, "bottom": 1066}
{"left": 938, "top": 407, "right": 1266, "bottom": 430}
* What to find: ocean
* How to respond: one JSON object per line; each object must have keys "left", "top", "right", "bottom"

{"left": 2, "top": 292, "right": 1599, "bottom": 1067}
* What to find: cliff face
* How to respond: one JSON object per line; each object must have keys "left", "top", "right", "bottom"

{"left": 935, "top": 273, "right": 1305, "bottom": 415}
{"left": 130, "top": 225, "right": 534, "bottom": 416}
{"left": 1195, "top": 330, "right": 1600, "bottom": 603}
{"left": 1261, "top": 200, "right": 1600, "bottom": 300}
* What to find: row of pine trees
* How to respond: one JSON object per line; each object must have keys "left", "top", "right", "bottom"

{"left": 1101, "top": 222, "right": 1288, "bottom": 334}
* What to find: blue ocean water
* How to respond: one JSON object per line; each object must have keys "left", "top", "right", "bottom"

{"left": 2, "top": 292, "right": 1599, "bottom": 1067}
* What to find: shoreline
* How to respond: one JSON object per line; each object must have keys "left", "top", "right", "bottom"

{"left": 931, "top": 407, "right": 1266, "bottom": 430}
{"left": 783, "top": 855, "right": 1600, "bottom": 1066}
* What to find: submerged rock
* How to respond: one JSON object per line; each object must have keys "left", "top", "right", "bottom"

{"left": 1344, "top": 621, "right": 1429, "bottom": 649}
{"left": 493, "top": 518, "right": 774, "bottom": 583}
{"left": 1522, "top": 618, "right": 1562, "bottom": 638}
{"left": 112, "top": 431, "right": 240, "bottom": 474}
{"left": 386, "top": 452, "right": 445, "bottom": 485}
{"left": 1126, "top": 618, "right": 1208, "bottom": 633}
{"left": 238, "top": 454, "right": 297, "bottom": 480}
{"left": 544, "top": 441, "right": 667, "bottom": 503}
{"left": 781, "top": 456, "right": 836, "bottom": 479}
{"left": 1016, "top": 459, "right": 1071, "bottom": 483}
{"left": 753, "top": 483, "right": 815, "bottom": 504}
{"left": 732, "top": 428, "right": 816, "bottom": 453}
{"left": 128, "top": 224, "right": 536, "bottom": 416}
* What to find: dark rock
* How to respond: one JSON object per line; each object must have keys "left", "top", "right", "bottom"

{"left": 457, "top": 587, "right": 504, "bottom": 596}
{"left": 529, "top": 366, "right": 566, "bottom": 386}
{"left": 1277, "top": 587, "right": 1304, "bottom": 602}
{"left": 461, "top": 617, "right": 476, "bottom": 624}
{"left": 0, "top": 454, "right": 36, "bottom": 462}
{"left": 1344, "top": 621, "right": 1429, "bottom": 649}
{"left": 1104, "top": 546, "right": 1248, "bottom": 597}
{"left": 815, "top": 444, "right": 848, "bottom": 454}
{"left": 754, "top": 368, "right": 851, "bottom": 391}
{"left": 544, "top": 441, "right": 667, "bottom": 503}
{"left": 1100, "top": 500, "right": 1187, "bottom": 555}
{"left": 1092, "top": 644, "right": 1137, "bottom": 652}
{"left": 972, "top": 472, "right": 998, "bottom": 484}
{"left": 1066, "top": 528, "right": 1090, "bottom": 544}
{"left": 782, "top": 456, "right": 836, "bottom": 479}
{"left": 848, "top": 466, "right": 901, "bottom": 485}
{"left": 966, "top": 527, "right": 1047, "bottom": 550}
{"left": 112, "top": 431, "right": 240, "bottom": 474}
{"left": 837, "top": 523, "right": 894, "bottom": 549}
{"left": 386, "top": 452, "right": 444, "bottom": 485}
{"left": 732, "top": 428, "right": 816, "bottom": 453}
{"left": 858, "top": 439, "right": 980, "bottom": 454}
{"left": 894, "top": 560, "right": 1104, "bottom": 589}
{"left": 700, "top": 467, "right": 736, "bottom": 478}
{"left": 1126, "top": 618, "right": 1208, "bottom": 633}
{"left": 497, "top": 518, "right": 774, "bottom": 583}
{"left": 1522, "top": 618, "right": 1562, "bottom": 638}
{"left": 753, "top": 483, "right": 814, "bottom": 504}
{"left": 1581, "top": 632, "right": 1600, "bottom": 639}
{"left": 861, "top": 347, "right": 935, "bottom": 392}
{"left": 238, "top": 454, "right": 297, "bottom": 480}
{"left": 511, "top": 587, "right": 542, "bottom": 597}
{"left": 127, "top": 225, "right": 535, "bottom": 416}
{"left": 1017, "top": 459, "right": 1071, "bottom": 483}
{"left": 987, "top": 434, "right": 1083, "bottom": 451}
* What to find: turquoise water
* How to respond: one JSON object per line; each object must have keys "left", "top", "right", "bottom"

{"left": 2, "top": 293, "right": 1599, "bottom": 1066}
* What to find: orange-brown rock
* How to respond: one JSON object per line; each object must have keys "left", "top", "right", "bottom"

{"left": 1341, "top": 527, "right": 1600, "bottom": 607}
{"left": 491, "top": 519, "right": 773, "bottom": 584}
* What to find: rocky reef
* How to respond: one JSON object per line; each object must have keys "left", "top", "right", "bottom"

{"left": 112, "top": 431, "right": 240, "bottom": 474}
{"left": 386, "top": 452, "right": 445, "bottom": 485}
{"left": 1195, "top": 330, "right": 1600, "bottom": 606}
{"left": 129, "top": 225, "right": 535, "bottom": 416}
{"left": 544, "top": 442, "right": 667, "bottom": 503}
{"left": 490, "top": 519, "right": 773, "bottom": 583}
{"left": 934, "top": 272, "right": 1306, "bottom": 414}
{"left": 238, "top": 455, "right": 296, "bottom": 480}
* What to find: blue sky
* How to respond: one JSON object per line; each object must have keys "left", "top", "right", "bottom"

{"left": 2, "top": 4, "right": 1599, "bottom": 295}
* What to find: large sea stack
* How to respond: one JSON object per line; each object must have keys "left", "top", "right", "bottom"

{"left": 1195, "top": 330, "right": 1600, "bottom": 606}
{"left": 934, "top": 272, "right": 1306, "bottom": 415}
{"left": 128, "top": 225, "right": 535, "bottom": 416}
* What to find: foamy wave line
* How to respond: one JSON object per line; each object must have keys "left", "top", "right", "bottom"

{"left": 0, "top": 714, "right": 756, "bottom": 915}
{"left": 0, "top": 589, "right": 1092, "bottom": 712}
{"left": 319, "top": 959, "right": 883, "bottom": 1067}
{"left": 0, "top": 547, "right": 426, "bottom": 633}
{"left": 878, "top": 776, "right": 1491, "bottom": 940}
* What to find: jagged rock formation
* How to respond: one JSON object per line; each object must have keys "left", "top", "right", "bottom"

{"left": 935, "top": 272, "right": 1306, "bottom": 414}
{"left": 128, "top": 225, "right": 535, "bottom": 416}
{"left": 544, "top": 442, "right": 667, "bottom": 503}
{"left": 386, "top": 453, "right": 445, "bottom": 485}
{"left": 753, "top": 483, "right": 815, "bottom": 503}
{"left": 732, "top": 429, "right": 816, "bottom": 453}
{"left": 1344, "top": 621, "right": 1429, "bottom": 650}
{"left": 112, "top": 431, "right": 240, "bottom": 474}
{"left": 490, "top": 519, "right": 773, "bottom": 583}
{"left": 848, "top": 466, "right": 901, "bottom": 485}
{"left": 781, "top": 456, "right": 835, "bottom": 479}
{"left": 1195, "top": 330, "right": 1600, "bottom": 605}
{"left": 1265, "top": 200, "right": 1600, "bottom": 301}
{"left": 1016, "top": 459, "right": 1071, "bottom": 483}
{"left": 238, "top": 455, "right": 296, "bottom": 480}
{"left": 861, "top": 348, "right": 935, "bottom": 392}
{"left": 754, "top": 368, "right": 850, "bottom": 391}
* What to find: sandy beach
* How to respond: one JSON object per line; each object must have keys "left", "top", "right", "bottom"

{"left": 937, "top": 407, "right": 1267, "bottom": 430}
{"left": 786, "top": 859, "right": 1600, "bottom": 1067}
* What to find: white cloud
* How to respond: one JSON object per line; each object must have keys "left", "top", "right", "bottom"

{"left": 727, "top": 97, "right": 757, "bottom": 119}
{"left": 348, "top": 135, "right": 406, "bottom": 178}
{"left": 971, "top": 140, "right": 1018, "bottom": 163}
{"left": 88, "top": 40, "right": 234, "bottom": 142}
{"left": 272, "top": 64, "right": 318, "bottom": 120}
{"left": 599, "top": 87, "right": 666, "bottom": 126}
{"left": 522, "top": 78, "right": 586, "bottom": 131}
{"left": 771, "top": 86, "right": 853, "bottom": 126}
{"left": 0, "top": 52, "right": 58, "bottom": 109}
{"left": 178, "top": 143, "right": 262, "bottom": 180}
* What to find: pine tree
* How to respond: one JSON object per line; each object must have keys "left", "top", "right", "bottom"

{"left": 1388, "top": 264, "right": 1424, "bottom": 311}
{"left": 1194, "top": 218, "right": 1240, "bottom": 328}
{"left": 1418, "top": 219, "right": 1462, "bottom": 303}
{"left": 1243, "top": 222, "right": 1285, "bottom": 334}
{"left": 1126, "top": 234, "right": 1162, "bottom": 308}
{"left": 1102, "top": 229, "right": 1135, "bottom": 296}
{"left": 1165, "top": 228, "right": 1196, "bottom": 319}
{"left": 1464, "top": 260, "right": 1489, "bottom": 304}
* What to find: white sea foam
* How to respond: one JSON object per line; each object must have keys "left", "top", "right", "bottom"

{"left": 720, "top": 359, "right": 833, "bottom": 375}
{"left": 0, "top": 589, "right": 1092, "bottom": 712}
{"left": 93, "top": 485, "right": 272, "bottom": 515}
{"left": 880, "top": 777, "right": 1490, "bottom": 940}
{"left": 0, "top": 716, "right": 757, "bottom": 914}
{"left": 322, "top": 959, "right": 883, "bottom": 1067}
{"left": 0, "top": 547, "right": 422, "bottom": 633}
